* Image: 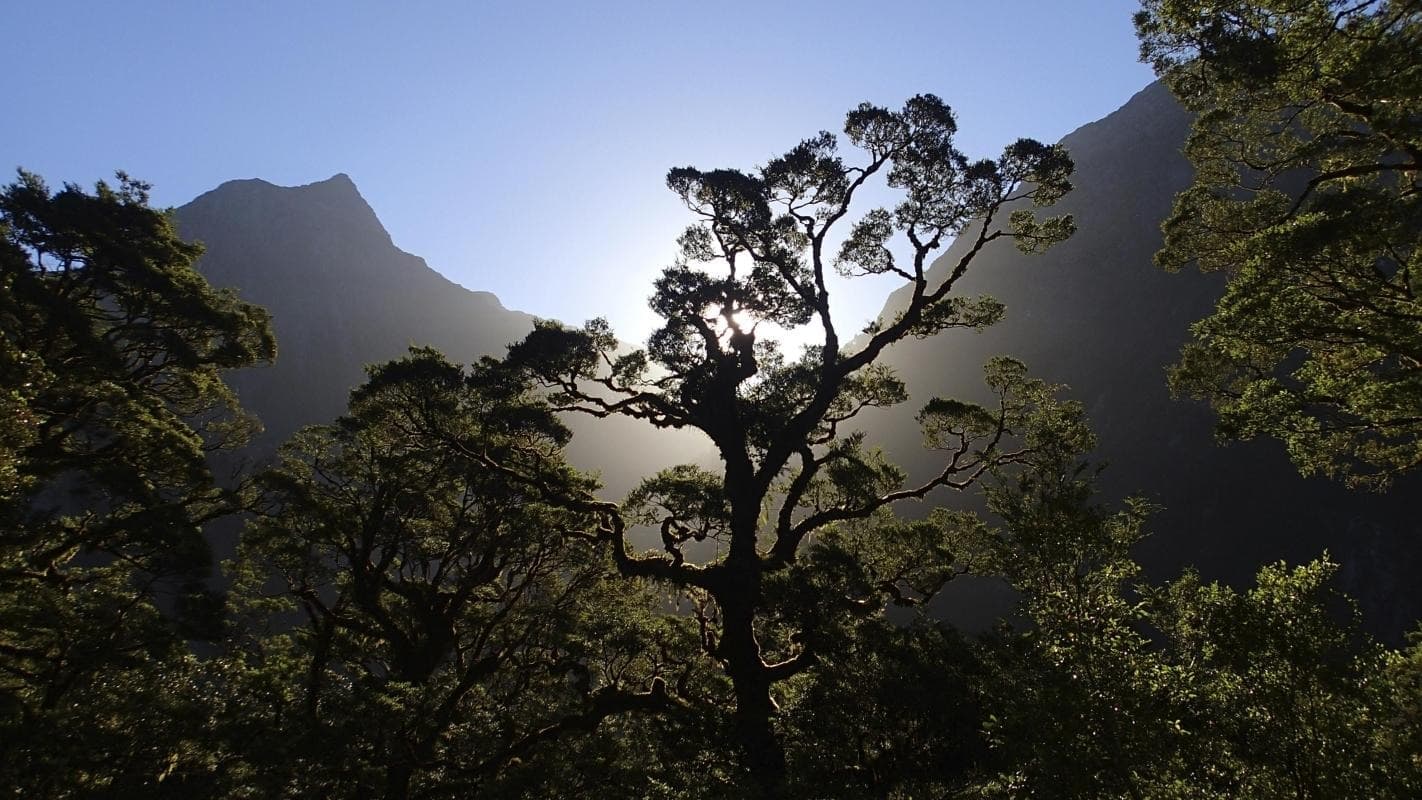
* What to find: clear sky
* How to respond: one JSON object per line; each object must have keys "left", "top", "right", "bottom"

{"left": 3, "top": 0, "right": 1155, "bottom": 344}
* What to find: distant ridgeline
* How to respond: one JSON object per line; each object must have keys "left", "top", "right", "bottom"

{"left": 178, "top": 82, "right": 1421, "bottom": 639}
{"left": 857, "top": 81, "right": 1421, "bottom": 639}
{"left": 174, "top": 173, "right": 710, "bottom": 500}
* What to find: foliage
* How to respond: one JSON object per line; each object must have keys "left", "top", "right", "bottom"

{"left": 780, "top": 618, "right": 987, "bottom": 799}
{"left": 227, "top": 348, "right": 706, "bottom": 798}
{"left": 1136, "top": 0, "right": 1422, "bottom": 489}
{"left": 498, "top": 94, "right": 1077, "bottom": 792}
{"left": 963, "top": 432, "right": 1422, "bottom": 798}
{"left": 952, "top": 414, "right": 1179, "bottom": 798}
{"left": 0, "top": 171, "right": 274, "bottom": 791}
{"left": 8, "top": 43, "right": 1422, "bottom": 792}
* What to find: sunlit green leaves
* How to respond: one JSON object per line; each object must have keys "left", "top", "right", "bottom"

{"left": 0, "top": 169, "right": 275, "bottom": 793}
{"left": 1138, "top": 0, "right": 1422, "bottom": 489}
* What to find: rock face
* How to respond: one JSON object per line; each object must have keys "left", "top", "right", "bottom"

{"left": 173, "top": 88, "right": 1420, "bottom": 638}
{"left": 175, "top": 174, "right": 706, "bottom": 499}
{"left": 176, "top": 174, "right": 535, "bottom": 453}
{"left": 859, "top": 81, "right": 1421, "bottom": 638}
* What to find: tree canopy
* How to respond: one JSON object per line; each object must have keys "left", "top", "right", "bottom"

{"left": 496, "top": 93, "right": 1080, "bottom": 792}
{"left": 0, "top": 170, "right": 274, "bottom": 790}
{"left": 5, "top": 20, "right": 1422, "bottom": 789}
{"left": 1136, "top": 0, "right": 1422, "bottom": 489}
{"left": 229, "top": 348, "right": 697, "bottom": 798}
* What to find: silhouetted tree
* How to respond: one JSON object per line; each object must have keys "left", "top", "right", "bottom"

{"left": 1137, "top": 0, "right": 1422, "bottom": 489}
{"left": 498, "top": 95, "right": 1077, "bottom": 793}
{"left": 230, "top": 349, "right": 703, "bottom": 799}
{"left": 962, "top": 429, "right": 1422, "bottom": 798}
{"left": 0, "top": 170, "right": 274, "bottom": 791}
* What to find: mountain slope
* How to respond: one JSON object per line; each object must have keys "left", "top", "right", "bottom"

{"left": 170, "top": 90, "right": 1420, "bottom": 638}
{"left": 862, "top": 81, "right": 1420, "bottom": 637}
{"left": 176, "top": 174, "right": 534, "bottom": 451}
{"left": 175, "top": 174, "right": 705, "bottom": 497}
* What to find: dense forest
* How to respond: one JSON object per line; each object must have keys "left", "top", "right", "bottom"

{"left": 2, "top": 2, "right": 1419, "bottom": 797}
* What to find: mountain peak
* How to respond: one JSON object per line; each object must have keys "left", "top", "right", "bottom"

{"left": 203, "top": 171, "right": 358, "bottom": 194}
{"left": 294, "top": 172, "right": 362, "bottom": 199}
{"left": 172, "top": 172, "right": 537, "bottom": 451}
{"left": 182, "top": 172, "right": 391, "bottom": 251}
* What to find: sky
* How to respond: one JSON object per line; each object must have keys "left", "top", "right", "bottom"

{"left": 3, "top": 1, "right": 1156, "bottom": 345}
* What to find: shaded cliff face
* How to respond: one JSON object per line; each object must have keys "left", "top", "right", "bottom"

{"left": 172, "top": 95, "right": 1419, "bottom": 638}
{"left": 176, "top": 174, "right": 534, "bottom": 453}
{"left": 175, "top": 175, "right": 706, "bottom": 498}
{"left": 862, "top": 82, "right": 1420, "bottom": 638}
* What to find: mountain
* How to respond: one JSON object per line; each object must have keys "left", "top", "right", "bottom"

{"left": 172, "top": 84, "right": 1420, "bottom": 639}
{"left": 859, "top": 81, "right": 1421, "bottom": 638}
{"left": 177, "top": 174, "right": 532, "bottom": 451}
{"left": 174, "top": 174, "right": 705, "bottom": 498}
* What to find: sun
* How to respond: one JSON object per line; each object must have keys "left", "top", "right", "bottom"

{"left": 702, "top": 303, "right": 827, "bottom": 357}
{"left": 704, "top": 304, "right": 759, "bottom": 336}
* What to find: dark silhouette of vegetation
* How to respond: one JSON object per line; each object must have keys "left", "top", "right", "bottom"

{"left": 3, "top": 3, "right": 1422, "bottom": 790}
{"left": 496, "top": 93, "right": 1078, "bottom": 792}
{"left": 962, "top": 436, "right": 1421, "bottom": 798}
{"left": 1137, "top": 0, "right": 1422, "bottom": 489}
{"left": 0, "top": 170, "right": 274, "bottom": 791}
{"left": 229, "top": 348, "right": 697, "bottom": 798}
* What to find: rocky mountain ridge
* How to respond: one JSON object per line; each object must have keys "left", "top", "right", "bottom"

{"left": 175, "top": 83, "right": 1420, "bottom": 638}
{"left": 861, "top": 81, "right": 1420, "bottom": 636}
{"left": 176, "top": 173, "right": 707, "bottom": 500}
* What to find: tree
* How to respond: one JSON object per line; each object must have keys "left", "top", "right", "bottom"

{"left": 498, "top": 95, "right": 1077, "bottom": 792}
{"left": 0, "top": 171, "right": 275, "bottom": 790}
{"left": 230, "top": 349, "right": 701, "bottom": 799}
{"left": 961, "top": 431, "right": 1422, "bottom": 798}
{"left": 778, "top": 611, "right": 988, "bottom": 797}
{"left": 1135, "top": 0, "right": 1422, "bottom": 489}
{"left": 960, "top": 435, "right": 1181, "bottom": 799}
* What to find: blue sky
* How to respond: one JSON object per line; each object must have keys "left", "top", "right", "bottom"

{"left": 3, "top": 1, "right": 1154, "bottom": 343}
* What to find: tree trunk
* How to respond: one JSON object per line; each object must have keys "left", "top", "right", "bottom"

{"left": 732, "top": 668, "right": 787, "bottom": 796}
{"left": 720, "top": 591, "right": 787, "bottom": 795}
{"left": 718, "top": 503, "right": 788, "bottom": 796}
{"left": 383, "top": 758, "right": 414, "bottom": 800}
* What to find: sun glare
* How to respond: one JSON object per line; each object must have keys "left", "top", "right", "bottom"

{"left": 704, "top": 304, "right": 827, "bottom": 357}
